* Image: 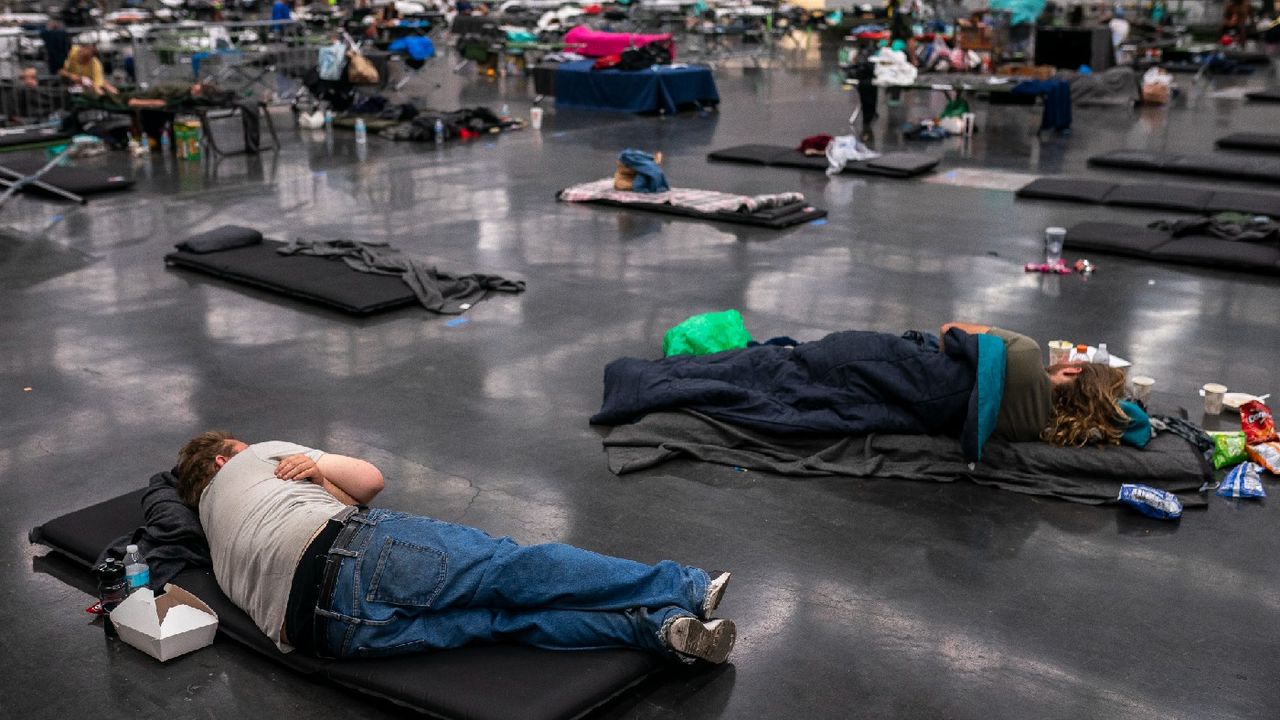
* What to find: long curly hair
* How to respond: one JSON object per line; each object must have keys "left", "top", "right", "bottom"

{"left": 1041, "top": 364, "right": 1129, "bottom": 447}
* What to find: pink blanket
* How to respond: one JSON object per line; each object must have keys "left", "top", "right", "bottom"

{"left": 564, "top": 26, "right": 675, "bottom": 59}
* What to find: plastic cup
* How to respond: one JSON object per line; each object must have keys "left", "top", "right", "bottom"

{"left": 1130, "top": 375, "right": 1155, "bottom": 404}
{"left": 1044, "top": 227, "right": 1066, "bottom": 264}
{"left": 1203, "top": 383, "right": 1228, "bottom": 414}
{"left": 530, "top": 107, "right": 544, "bottom": 130}
{"left": 962, "top": 112, "right": 976, "bottom": 136}
{"left": 1047, "top": 340, "right": 1072, "bottom": 365}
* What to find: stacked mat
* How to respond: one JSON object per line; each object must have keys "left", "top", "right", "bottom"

{"left": 1246, "top": 88, "right": 1280, "bottom": 102}
{"left": 1016, "top": 177, "right": 1280, "bottom": 215}
{"left": 1063, "top": 221, "right": 1280, "bottom": 275}
{"left": 556, "top": 180, "right": 827, "bottom": 228}
{"left": 30, "top": 490, "right": 661, "bottom": 720}
{"left": 706, "top": 145, "right": 939, "bottom": 178}
{"left": 1216, "top": 133, "right": 1280, "bottom": 153}
{"left": 1088, "top": 149, "right": 1280, "bottom": 184}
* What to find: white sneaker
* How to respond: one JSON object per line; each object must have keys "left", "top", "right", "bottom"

{"left": 666, "top": 617, "right": 736, "bottom": 664}
{"left": 702, "top": 571, "right": 731, "bottom": 619}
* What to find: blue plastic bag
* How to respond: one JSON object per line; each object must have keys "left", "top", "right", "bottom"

{"left": 1118, "top": 484, "right": 1183, "bottom": 520}
{"left": 1216, "top": 462, "right": 1266, "bottom": 498}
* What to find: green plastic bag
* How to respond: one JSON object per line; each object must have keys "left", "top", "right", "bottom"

{"left": 663, "top": 310, "right": 753, "bottom": 357}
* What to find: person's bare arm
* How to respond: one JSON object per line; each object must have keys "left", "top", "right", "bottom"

{"left": 275, "top": 453, "right": 385, "bottom": 505}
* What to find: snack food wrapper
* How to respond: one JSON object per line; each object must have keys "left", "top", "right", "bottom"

{"left": 1118, "top": 484, "right": 1183, "bottom": 520}
{"left": 1246, "top": 440, "right": 1280, "bottom": 475}
{"left": 1216, "top": 462, "right": 1267, "bottom": 498}
{"left": 1240, "top": 400, "right": 1277, "bottom": 445}
{"left": 1210, "top": 431, "right": 1249, "bottom": 470}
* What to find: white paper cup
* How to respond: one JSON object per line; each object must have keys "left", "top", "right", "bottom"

{"left": 530, "top": 107, "right": 544, "bottom": 130}
{"left": 1047, "top": 340, "right": 1072, "bottom": 365}
{"left": 1130, "top": 375, "right": 1154, "bottom": 403}
{"left": 1203, "top": 383, "right": 1228, "bottom": 414}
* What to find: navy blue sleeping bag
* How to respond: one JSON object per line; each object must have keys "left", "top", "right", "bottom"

{"left": 591, "top": 329, "right": 1007, "bottom": 461}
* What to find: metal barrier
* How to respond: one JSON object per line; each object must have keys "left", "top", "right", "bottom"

{"left": 130, "top": 19, "right": 324, "bottom": 103}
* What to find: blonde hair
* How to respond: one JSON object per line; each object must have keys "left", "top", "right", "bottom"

{"left": 1041, "top": 364, "right": 1129, "bottom": 447}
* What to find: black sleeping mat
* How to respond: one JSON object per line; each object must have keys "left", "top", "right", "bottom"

{"left": 1216, "top": 132, "right": 1280, "bottom": 152}
{"left": 561, "top": 195, "right": 827, "bottom": 228}
{"left": 0, "top": 125, "right": 75, "bottom": 149}
{"left": 707, "top": 144, "right": 939, "bottom": 178}
{"left": 1247, "top": 88, "right": 1280, "bottom": 102}
{"left": 1088, "top": 149, "right": 1280, "bottom": 184}
{"left": 2, "top": 156, "right": 135, "bottom": 196}
{"left": 165, "top": 240, "right": 418, "bottom": 315}
{"left": 1015, "top": 177, "right": 1280, "bottom": 215}
{"left": 29, "top": 489, "right": 662, "bottom": 720}
{"left": 1064, "top": 221, "right": 1280, "bottom": 275}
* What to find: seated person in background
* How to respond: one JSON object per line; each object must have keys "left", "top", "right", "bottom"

{"left": 176, "top": 432, "right": 736, "bottom": 664}
{"left": 60, "top": 44, "right": 117, "bottom": 96}
{"left": 6, "top": 68, "right": 56, "bottom": 123}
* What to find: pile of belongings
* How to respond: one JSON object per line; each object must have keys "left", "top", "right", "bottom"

{"left": 381, "top": 107, "right": 521, "bottom": 142}
{"left": 871, "top": 46, "right": 918, "bottom": 86}
{"left": 592, "top": 39, "right": 676, "bottom": 71}
{"left": 613, "top": 149, "right": 668, "bottom": 192}
{"left": 795, "top": 131, "right": 881, "bottom": 176}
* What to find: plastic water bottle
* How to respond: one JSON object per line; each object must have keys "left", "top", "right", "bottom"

{"left": 324, "top": 109, "right": 333, "bottom": 127}
{"left": 434, "top": 118, "right": 445, "bottom": 145}
{"left": 354, "top": 118, "right": 367, "bottom": 144}
{"left": 500, "top": 102, "right": 510, "bottom": 119}
{"left": 160, "top": 130, "right": 170, "bottom": 152}
{"left": 1093, "top": 343, "right": 1110, "bottom": 367}
{"left": 123, "top": 544, "right": 150, "bottom": 593}
{"left": 1070, "top": 344, "right": 1090, "bottom": 363}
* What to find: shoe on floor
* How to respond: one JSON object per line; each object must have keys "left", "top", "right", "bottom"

{"left": 666, "top": 617, "right": 736, "bottom": 664}
{"left": 702, "top": 571, "right": 731, "bottom": 619}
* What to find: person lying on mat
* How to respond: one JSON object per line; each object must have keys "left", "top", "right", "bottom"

{"left": 591, "top": 322, "right": 1149, "bottom": 460}
{"left": 120, "top": 82, "right": 237, "bottom": 109}
{"left": 60, "top": 44, "right": 117, "bottom": 97}
{"left": 175, "top": 432, "right": 736, "bottom": 664}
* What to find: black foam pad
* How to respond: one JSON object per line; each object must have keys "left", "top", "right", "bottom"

{"left": 1, "top": 157, "right": 135, "bottom": 196}
{"left": 1150, "top": 237, "right": 1280, "bottom": 269}
{"left": 1089, "top": 150, "right": 1280, "bottom": 184}
{"left": 1247, "top": 88, "right": 1280, "bottom": 102}
{"left": 1016, "top": 177, "right": 1117, "bottom": 203}
{"left": 1216, "top": 132, "right": 1280, "bottom": 152}
{"left": 31, "top": 489, "right": 663, "bottom": 720}
{"left": 562, "top": 195, "right": 827, "bottom": 228}
{"left": 1102, "top": 183, "right": 1212, "bottom": 212}
{"left": 165, "top": 240, "right": 418, "bottom": 315}
{"left": 706, "top": 145, "right": 938, "bottom": 178}
{"left": 1205, "top": 190, "right": 1280, "bottom": 216}
{"left": 1063, "top": 222, "right": 1174, "bottom": 256}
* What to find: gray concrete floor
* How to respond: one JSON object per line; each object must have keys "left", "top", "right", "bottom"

{"left": 3, "top": 41, "right": 1279, "bottom": 719}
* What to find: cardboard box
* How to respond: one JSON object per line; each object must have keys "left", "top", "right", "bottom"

{"left": 110, "top": 584, "right": 218, "bottom": 662}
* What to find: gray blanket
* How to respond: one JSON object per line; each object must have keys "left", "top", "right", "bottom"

{"left": 602, "top": 411, "right": 1211, "bottom": 506}
{"left": 1058, "top": 67, "right": 1139, "bottom": 107}
{"left": 277, "top": 238, "right": 526, "bottom": 314}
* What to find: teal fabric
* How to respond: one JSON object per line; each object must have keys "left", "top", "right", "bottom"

{"left": 1118, "top": 400, "right": 1152, "bottom": 448}
{"left": 972, "top": 334, "right": 1008, "bottom": 461}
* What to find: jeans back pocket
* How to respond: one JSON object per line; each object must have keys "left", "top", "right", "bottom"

{"left": 365, "top": 538, "right": 448, "bottom": 608}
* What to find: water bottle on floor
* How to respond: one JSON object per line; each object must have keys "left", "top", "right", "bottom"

{"left": 1093, "top": 343, "right": 1110, "bottom": 366}
{"left": 434, "top": 118, "right": 445, "bottom": 145}
{"left": 123, "top": 544, "right": 150, "bottom": 593}
{"left": 354, "top": 118, "right": 367, "bottom": 144}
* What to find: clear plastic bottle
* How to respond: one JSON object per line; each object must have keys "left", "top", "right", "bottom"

{"left": 354, "top": 118, "right": 367, "bottom": 144}
{"left": 123, "top": 544, "right": 150, "bottom": 592}
{"left": 1070, "top": 344, "right": 1090, "bottom": 363}
{"left": 500, "top": 102, "right": 510, "bottom": 119}
{"left": 434, "top": 119, "right": 445, "bottom": 145}
{"left": 159, "top": 130, "right": 170, "bottom": 152}
{"left": 1093, "top": 343, "right": 1110, "bottom": 366}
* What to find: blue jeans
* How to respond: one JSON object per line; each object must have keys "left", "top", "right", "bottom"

{"left": 315, "top": 509, "right": 710, "bottom": 660}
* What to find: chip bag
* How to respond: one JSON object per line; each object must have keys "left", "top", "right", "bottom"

{"left": 1216, "top": 462, "right": 1267, "bottom": 498}
{"left": 1246, "top": 441, "right": 1280, "bottom": 475}
{"left": 1239, "top": 400, "right": 1277, "bottom": 445}
{"left": 1209, "top": 431, "right": 1249, "bottom": 470}
{"left": 1118, "top": 484, "right": 1183, "bottom": 520}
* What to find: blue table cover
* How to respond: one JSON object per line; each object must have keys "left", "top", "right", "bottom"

{"left": 554, "top": 60, "right": 719, "bottom": 114}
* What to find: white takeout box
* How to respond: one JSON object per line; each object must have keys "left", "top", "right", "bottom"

{"left": 110, "top": 584, "right": 218, "bottom": 662}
